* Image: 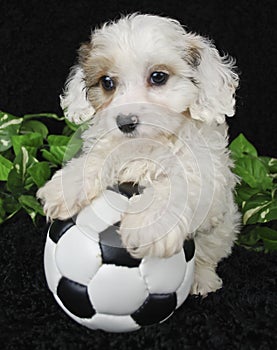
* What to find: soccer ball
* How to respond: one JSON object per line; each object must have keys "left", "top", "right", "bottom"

{"left": 44, "top": 183, "right": 195, "bottom": 333}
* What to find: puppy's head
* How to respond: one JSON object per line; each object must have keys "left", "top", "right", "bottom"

{"left": 61, "top": 14, "right": 238, "bottom": 137}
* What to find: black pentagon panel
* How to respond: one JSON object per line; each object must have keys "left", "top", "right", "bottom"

{"left": 57, "top": 277, "right": 95, "bottom": 318}
{"left": 107, "top": 182, "right": 144, "bottom": 199}
{"left": 183, "top": 239, "right": 195, "bottom": 262}
{"left": 99, "top": 224, "right": 141, "bottom": 268}
{"left": 49, "top": 219, "right": 75, "bottom": 243}
{"left": 118, "top": 182, "right": 144, "bottom": 198}
{"left": 131, "top": 293, "right": 177, "bottom": 326}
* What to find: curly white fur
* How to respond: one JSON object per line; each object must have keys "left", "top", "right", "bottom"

{"left": 38, "top": 14, "right": 241, "bottom": 296}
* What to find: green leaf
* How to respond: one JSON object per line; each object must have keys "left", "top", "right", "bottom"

{"left": 18, "top": 195, "right": 44, "bottom": 213}
{"left": 258, "top": 227, "right": 277, "bottom": 251}
{"left": 242, "top": 193, "right": 277, "bottom": 224}
{"left": 268, "top": 158, "right": 277, "bottom": 174}
{"left": 6, "top": 147, "right": 37, "bottom": 195}
{"left": 7, "top": 168, "right": 25, "bottom": 195}
{"left": 13, "top": 146, "right": 31, "bottom": 177}
{"left": 41, "top": 149, "right": 61, "bottom": 166}
{"left": 18, "top": 195, "right": 44, "bottom": 221}
{"left": 22, "top": 113, "right": 64, "bottom": 121}
{"left": 0, "top": 112, "right": 23, "bottom": 151}
{"left": 1, "top": 193, "right": 21, "bottom": 214}
{"left": 27, "top": 161, "right": 51, "bottom": 187}
{"left": 0, "top": 155, "right": 13, "bottom": 181}
{"left": 233, "top": 156, "right": 273, "bottom": 191}
{"left": 20, "top": 120, "right": 49, "bottom": 139}
{"left": 237, "top": 226, "right": 277, "bottom": 252}
{"left": 47, "top": 135, "right": 70, "bottom": 146}
{"left": 11, "top": 132, "right": 43, "bottom": 157}
{"left": 260, "top": 156, "right": 277, "bottom": 174}
{"left": 229, "top": 134, "right": 258, "bottom": 159}
{"left": 235, "top": 183, "right": 261, "bottom": 207}
{"left": 63, "top": 123, "right": 88, "bottom": 159}
{"left": 63, "top": 138, "right": 83, "bottom": 162}
{"left": 42, "top": 134, "right": 82, "bottom": 165}
{"left": 64, "top": 120, "right": 89, "bottom": 134}
{"left": 237, "top": 226, "right": 261, "bottom": 247}
{"left": 49, "top": 146, "right": 68, "bottom": 165}
{"left": 64, "top": 118, "right": 81, "bottom": 133}
{"left": 43, "top": 135, "right": 70, "bottom": 165}
{"left": 240, "top": 226, "right": 277, "bottom": 252}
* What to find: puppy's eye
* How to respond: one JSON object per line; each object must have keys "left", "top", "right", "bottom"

{"left": 100, "top": 76, "right": 116, "bottom": 91}
{"left": 149, "top": 71, "right": 169, "bottom": 86}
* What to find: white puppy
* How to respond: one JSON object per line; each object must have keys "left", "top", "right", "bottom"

{"left": 37, "top": 14, "right": 241, "bottom": 296}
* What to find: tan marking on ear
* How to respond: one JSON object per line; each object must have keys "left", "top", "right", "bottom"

{"left": 78, "top": 42, "right": 116, "bottom": 111}
{"left": 78, "top": 41, "right": 93, "bottom": 66}
{"left": 185, "top": 46, "right": 201, "bottom": 67}
{"left": 86, "top": 84, "right": 115, "bottom": 112}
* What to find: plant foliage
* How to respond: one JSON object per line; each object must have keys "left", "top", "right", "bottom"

{"left": 0, "top": 111, "right": 84, "bottom": 224}
{"left": 230, "top": 134, "right": 277, "bottom": 251}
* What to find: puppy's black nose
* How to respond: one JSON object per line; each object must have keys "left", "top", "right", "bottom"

{"left": 116, "top": 114, "right": 139, "bottom": 133}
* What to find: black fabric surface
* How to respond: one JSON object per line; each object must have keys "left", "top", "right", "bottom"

{"left": 1, "top": 1, "right": 277, "bottom": 349}
{"left": 1, "top": 213, "right": 277, "bottom": 350}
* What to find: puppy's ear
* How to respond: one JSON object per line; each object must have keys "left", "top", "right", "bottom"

{"left": 60, "top": 43, "right": 95, "bottom": 124}
{"left": 186, "top": 35, "right": 239, "bottom": 124}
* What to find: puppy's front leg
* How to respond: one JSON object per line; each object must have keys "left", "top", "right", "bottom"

{"left": 119, "top": 177, "right": 192, "bottom": 258}
{"left": 37, "top": 154, "right": 106, "bottom": 220}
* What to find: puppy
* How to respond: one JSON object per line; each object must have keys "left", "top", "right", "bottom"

{"left": 37, "top": 14, "right": 241, "bottom": 296}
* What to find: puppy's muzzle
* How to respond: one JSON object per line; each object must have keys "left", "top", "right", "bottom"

{"left": 116, "top": 114, "right": 139, "bottom": 133}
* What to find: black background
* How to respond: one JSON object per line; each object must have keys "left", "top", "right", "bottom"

{"left": 1, "top": 0, "right": 276, "bottom": 155}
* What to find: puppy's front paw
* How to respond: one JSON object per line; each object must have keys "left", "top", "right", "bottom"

{"left": 119, "top": 210, "right": 185, "bottom": 258}
{"left": 37, "top": 177, "right": 72, "bottom": 220}
{"left": 191, "top": 266, "right": 223, "bottom": 297}
{"left": 37, "top": 172, "right": 88, "bottom": 220}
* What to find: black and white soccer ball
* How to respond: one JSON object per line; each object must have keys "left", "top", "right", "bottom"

{"left": 44, "top": 183, "right": 195, "bottom": 333}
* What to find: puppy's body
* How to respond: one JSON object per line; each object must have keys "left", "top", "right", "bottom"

{"left": 38, "top": 14, "right": 241, "bottom": 296}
